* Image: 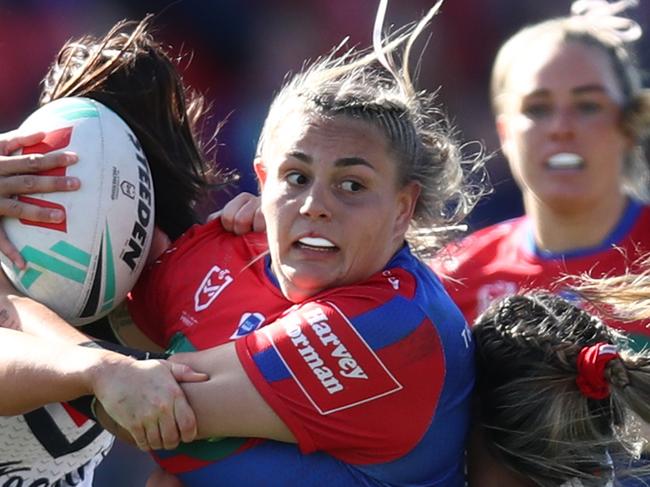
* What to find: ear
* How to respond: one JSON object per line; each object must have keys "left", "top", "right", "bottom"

{"left": 253, "top": 157, "right": 267, "bottom": 189}
{"left": 394, "top": 181, "right": 421, "bottom": 236}
{"left": 495, "top": 113, "right": 512, "bottom": 159}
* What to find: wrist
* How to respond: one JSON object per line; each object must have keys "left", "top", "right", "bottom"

{"left": 82, "top": 347, "right": 134, "bottom": 397}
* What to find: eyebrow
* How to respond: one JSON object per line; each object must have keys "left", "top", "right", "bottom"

{"left": 287, "top": 151, "right": 375, "bottom": 169}
{"left": 524, "top": 84, "right": 610, "bottom": 98}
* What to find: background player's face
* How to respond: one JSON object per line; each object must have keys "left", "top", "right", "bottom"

{"left": 255, "top": 111, "right": 418, "bottom": 302}
{"left": 496, "top": 40, "right": 631, "bottom": 213}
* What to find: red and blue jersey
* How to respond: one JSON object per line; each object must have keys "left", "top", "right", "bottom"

{"left": 432, "top": 200, "right": 650, "bottom": 348}
{"left": 129, "top": 219, "right": 473, "bottom": 486}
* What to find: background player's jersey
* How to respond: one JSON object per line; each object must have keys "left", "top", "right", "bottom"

{"left": 129, "top": 219, "right": 473, "bottom": 487}
{"left": 0, "top": 403, "right": 113, "bottom": 486}
{"left": 432, "top": 200, "right": 650, "bottom": 348}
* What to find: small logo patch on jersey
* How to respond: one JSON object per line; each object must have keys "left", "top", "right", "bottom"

{"left": 231, "top": 312, "right": 266, "bottom": 339}
{"left": 265, "top": 301, "right": 402, "bottom": 415}
{"left": 195, "top": 265, "right": 233, "bottom": 312}
{"left": 382, "top": 270, "right": 400, "bottom": 290}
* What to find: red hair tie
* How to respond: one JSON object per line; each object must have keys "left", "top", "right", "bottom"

{"left": 576, "top": 342, "right": 619, "bottom": 400}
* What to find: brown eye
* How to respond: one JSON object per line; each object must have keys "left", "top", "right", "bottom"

{"left": 576, "top": 101, "right": 603, "bottom": 114}
{"left": 286, "top": 171, "right": 309, "bottom": 186}
{"left": 523, "top": 103, "right": 552, "bottom": 119}
{"left": 340, "top": 180, "right": 365, "bottom": 192}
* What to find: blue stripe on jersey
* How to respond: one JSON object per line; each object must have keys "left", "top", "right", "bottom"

{"left": 350, "top": 295, "right": 426, "bottom": 350}
{"left": 253, "top": 345, "right": 292, "bottom": 382}
{"left": 526, "top": 198, "right": 643, "bottom": 260}
{"left": 178, "top": 440, "right": 379, "bottom": 486}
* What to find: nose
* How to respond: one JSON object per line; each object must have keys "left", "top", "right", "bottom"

{"left": 299, "top": 183, "right": 332, "bottom": 220}
{"left": 548, "top": 107, "right": 575, "bottom": 140}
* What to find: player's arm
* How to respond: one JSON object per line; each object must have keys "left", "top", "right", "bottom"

{"left": 0, "top": 326, "right": 116, "bottom": 414}
{"left": 169, "top": 342, "right": 295, "bottom": 442}
{"left": 94, "top": 340, "right": 294, "bottom": 443}
{"left": 0, "top": 269, "right": 206, "bottom": 450}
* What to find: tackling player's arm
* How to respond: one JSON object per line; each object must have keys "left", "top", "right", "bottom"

{"left": 0, "top": 270, "right": 205, "bottom": 450}
{"left": 93, "top": 341, "right": 295, "bottom": 444}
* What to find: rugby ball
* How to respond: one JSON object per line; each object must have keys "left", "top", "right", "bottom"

{"left": 0, "top": 97, "right": 155, "bottom": 325}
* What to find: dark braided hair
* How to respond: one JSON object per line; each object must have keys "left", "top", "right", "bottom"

{"left": 474, "top": 292, "right": 650, "bottom": 486}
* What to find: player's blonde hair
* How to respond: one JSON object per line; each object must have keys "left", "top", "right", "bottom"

{"left": 490, "top": 0, "right": 650, "bottom": 200}
{"left": 256, "top": 0, "right": 488, "bottom": 254}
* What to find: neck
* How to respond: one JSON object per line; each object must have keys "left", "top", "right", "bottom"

{"left": 524, "top": 192, "right": 628, "bottom": 254}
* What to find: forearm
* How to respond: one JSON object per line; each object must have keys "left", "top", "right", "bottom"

{"left": 0, "top": 328, "right": 115, "bottom": 414}
{"left": 0, "top": 270, "right": 88, "bottom": 343}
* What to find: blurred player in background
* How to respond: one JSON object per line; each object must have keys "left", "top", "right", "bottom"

{"left": 432, "top": 0, "right": 650, "bottom": 347}
{"left": 427, "top": 0, "right": 650, "bottom": 484}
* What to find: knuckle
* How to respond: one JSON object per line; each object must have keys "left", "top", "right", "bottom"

{"left": 8, "top": 200, "right": 22, "bottom": 217}
{"left": 23, "top": 175, "right": 36, "bottom": 189}
{"left": 27, "top": 154, "right": 41, "bottom": 170}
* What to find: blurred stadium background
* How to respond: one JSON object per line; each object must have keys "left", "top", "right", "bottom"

{"left": 1, "top": 0, "right": 649, "bottom": 484}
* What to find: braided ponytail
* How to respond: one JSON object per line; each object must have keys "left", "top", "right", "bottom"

{"left": 474, "top": 292, "right": 650, "bottom": 485}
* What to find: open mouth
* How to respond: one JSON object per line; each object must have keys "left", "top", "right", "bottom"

{"left": 296, "top": 236, "right": 338, "bottom": 252}
{"left": 546, "top": 152, "right": 584, "bottom": 170}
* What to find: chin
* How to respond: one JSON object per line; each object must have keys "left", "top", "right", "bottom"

{"left": 282, "top": 277, "right": 330, "bottom": 302}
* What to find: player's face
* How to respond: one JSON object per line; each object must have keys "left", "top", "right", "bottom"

{"left": 496, "top": 40, "right": 631, "bottom": 212}
{"left": 255, "top": 112, "right": 418, "bottom": 302}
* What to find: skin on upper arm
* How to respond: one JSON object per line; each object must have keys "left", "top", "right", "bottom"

{"left": 169, "top": 342, "right": 296, "bottom": 443}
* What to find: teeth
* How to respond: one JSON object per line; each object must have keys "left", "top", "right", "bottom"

{"left": 298, "top": 237, "right": 335, "bottom": 248}
{"left": 547, "top": 153, "right": 584, "bottom": 169}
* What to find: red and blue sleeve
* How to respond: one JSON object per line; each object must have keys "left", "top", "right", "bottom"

{"left": 235, "top": 288, "right": 446, "bottom": 465}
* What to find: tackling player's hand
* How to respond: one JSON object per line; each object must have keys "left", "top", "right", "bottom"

{"left": 90, "top": 354, "right": 208, "bottom": 451}
{"left": 215, "top": 192, "right": 265, "bottom": 235}
{"left": 0, "top": 130, "right": 80, "bottom": 269}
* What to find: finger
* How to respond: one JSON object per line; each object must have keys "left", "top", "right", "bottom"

{"left": 206, "top": 210, "right": 221, "bottom": 223}
{"left": 130, "top": 424, "right": 150, "bottom": 452}
{"left": 253, "top": 207, "right": 266, "bottom": 232}
{"left": 174, "top": 395, "right": 199, "bottom": 443}
{"left": 0, "top": 174, "right": 80, "bottom": 197}
{"left": 157, "top": 409, "right": 181, "bottom": 450}
{"left": 0, "top": 152, "right": 78, "bottom": 177}
{"left": 144, "top": 419, "right": 164, "bottom": 451}
{"left": 0, "top": 132, "right": 45, "bottom": 155}
{"left": 220, "top": 192, "right": 256, "bottom": 232}
{"left": 0, "top": 228, "right": 25, "bottom": 269}
{"left": 0, "top": 197, "right": 66, "bottom": 222}
{"left": 232, "top": 199, "right": 260, "bottom": 235}
{"left": 168, "top": 362, "right": 208, "bottom": 383}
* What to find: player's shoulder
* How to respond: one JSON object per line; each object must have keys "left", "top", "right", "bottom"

{"left": 314, "top": 248, "right": 458, "bottom": 328}
{"left": 432, "top": 217, "right": 525, "bottom": 275}
{"left": 157, "top": 219, "right": 267, "bottom": 265}
{"left": 632, "top": 204, "right": 650, "bottom": 232}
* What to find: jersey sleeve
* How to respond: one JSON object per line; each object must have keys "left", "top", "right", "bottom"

{"left": 235, "top": 288, "right": 446, "bottom": 464}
